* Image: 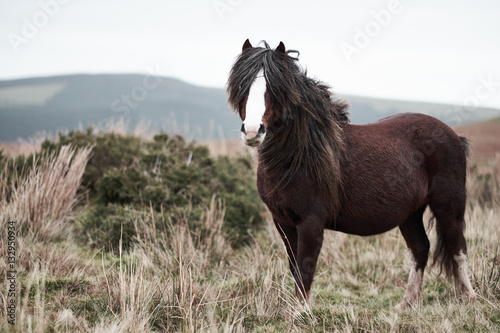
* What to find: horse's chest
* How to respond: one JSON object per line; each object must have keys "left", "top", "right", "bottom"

{"left": 257, "top": 181, "right": 287, "bottom": 213}
{"left": 256, "top": 175, "right": 310, "bottom": 225}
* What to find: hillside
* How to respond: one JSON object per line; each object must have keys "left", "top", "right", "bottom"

{"left": 0, "top": 74, "right": 236, "bottom": 142}
{"left": 456, "top": 117, "right": 500, "bottom": 162}
{"left": 1, "top": 74, "right": 500, "bottom": 142}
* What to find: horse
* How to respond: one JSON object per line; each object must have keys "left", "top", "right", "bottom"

{"left": 226, "top": 39, "right": 477, "bottom": 309}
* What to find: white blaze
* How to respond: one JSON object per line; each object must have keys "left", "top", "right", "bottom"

{"left": 244, "top": 69, "right": 266, "bottom": 134}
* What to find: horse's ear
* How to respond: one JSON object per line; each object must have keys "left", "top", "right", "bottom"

{"left": 276, "top": 41, "right": 286, "bottom": 54}
{"left": 242, "top": 39, "right": 252, "bottom": 53}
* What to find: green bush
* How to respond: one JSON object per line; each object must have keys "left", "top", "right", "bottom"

{"left": 39, "top": 129, "right": 264, "bottom": 249}
{"left": 77, "top": 204, "right": 139, "bottom": 251}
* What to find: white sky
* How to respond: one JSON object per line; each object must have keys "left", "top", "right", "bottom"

{"left": 1, "top": 0, "right": 500, "bottom": 109}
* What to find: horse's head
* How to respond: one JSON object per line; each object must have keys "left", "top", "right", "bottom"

{"left": 227, "top": 39, "right": 291, "bottom": 147}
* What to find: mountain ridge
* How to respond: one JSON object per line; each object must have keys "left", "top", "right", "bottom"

{"left": 1, "top": 73, "right": 499, "bottom": 142}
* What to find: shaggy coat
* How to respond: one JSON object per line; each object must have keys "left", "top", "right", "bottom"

{"left": 227, "top": 40, "right": 476, "bottom": 308}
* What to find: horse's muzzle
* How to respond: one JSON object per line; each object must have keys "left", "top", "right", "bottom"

{"left": 241, "top": 124, "right": 266, "bottom": 147}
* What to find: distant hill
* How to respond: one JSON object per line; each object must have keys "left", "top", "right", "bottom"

{"left": 1, "top": 74, "right": 500, "bottom": 142}
{"left": 456, "top": 118, "right": 500, "bottom": 162}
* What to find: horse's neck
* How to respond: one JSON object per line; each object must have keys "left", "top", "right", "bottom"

{"left": 257, "top": 119, "right": 343, "bottom": 216}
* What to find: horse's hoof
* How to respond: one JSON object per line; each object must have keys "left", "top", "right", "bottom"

{"left": 395, "top": 298, "right": 419, "bottom": 311}
{"left": 292, "top": 308, "right": 309, "bottom": 319}
{"left": 462, "top": 289, "right": 477, "bottom": 302}
{"left": 296, "top": 290, "right": 314, "bottom": 308}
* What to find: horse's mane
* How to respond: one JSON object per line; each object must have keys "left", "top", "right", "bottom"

{"left": 227, "top": 41, "right": 350, "bottom": 123}
{"left": 227, "top": 41, "right": 349, "bottom": 216}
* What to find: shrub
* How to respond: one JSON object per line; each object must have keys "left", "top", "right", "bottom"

{"left": 77, "top": 204, "right": 139, "bottom": 250}
{"left": 40, "top": 129, "right": 264, "bottom": 249}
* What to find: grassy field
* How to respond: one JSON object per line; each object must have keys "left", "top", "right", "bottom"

{"left": 0, "top": 127, "right": 499, "bottom": 332}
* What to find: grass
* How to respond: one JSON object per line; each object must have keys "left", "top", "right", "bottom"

{"left": 0, "top": 133, "right": 499, "bottom": 332}
{"left": 0, "top": 145, "right": 92, "bottom": 240}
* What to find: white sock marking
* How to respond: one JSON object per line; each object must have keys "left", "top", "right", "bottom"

{"left": 398, "top": 254, "right": 424, "bottom": 309}
{"left": 405, "top": 267, "right": 423, "bottom": 304}
{"left": 453, "top": 251, "right": 476, "bottom": 298}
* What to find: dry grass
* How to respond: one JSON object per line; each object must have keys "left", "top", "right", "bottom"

{"left": 0, "top": 140, "right": 499, "bottom": 332}
{"left": 467, "top": 155, "right": 500, "bottom": 208}
{"left": 201, "top": 139, "right": 251, "bottom": 158}
{"left": 0, "top": 133, "right": 51, "bottom": 158}
{"left": 0, "top": 145, "right": 92, "bottom": 241}
{"left": 81, "top": 117, "right": 155, "bottom": 142}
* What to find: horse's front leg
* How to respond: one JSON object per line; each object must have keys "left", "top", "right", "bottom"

{"left": 275, "top": 223, "right": 299, "bottom": 287}
{"left": 277, "top": 216, "right": 325, "bottom": 304}
{"left": 296, "top": 221, "right": 324, "bottom": 304}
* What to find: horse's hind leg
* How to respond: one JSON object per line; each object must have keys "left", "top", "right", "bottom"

{"left": 429, "top": 195, "right": 476, "bottom": 300}
{"left": 397, "top": 205, "right": 430, "bottom": 310}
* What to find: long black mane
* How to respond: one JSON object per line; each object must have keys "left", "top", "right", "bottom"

{"left": 227, "top": 41, "right": 350, "bottom": 216}
{"left": 227, "top": 41, "right": 349, "bottom": 124}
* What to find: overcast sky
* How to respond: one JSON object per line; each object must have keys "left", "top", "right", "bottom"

{"left": 1, "top": 0, "right": 500, "bottom": 109}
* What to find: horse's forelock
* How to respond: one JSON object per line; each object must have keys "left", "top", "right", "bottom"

{"left": 227, "top": 44, "right": 302, "bottom": 117}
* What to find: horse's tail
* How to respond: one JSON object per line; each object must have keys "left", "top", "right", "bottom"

{"left": 431, "top": 217, "right": 459, "bottom": 280}
{"left": 459, "top": 136, "right": 469, "bottom": 157}
{"left": 430, "top": 135, "right": 469, "bottom": 281}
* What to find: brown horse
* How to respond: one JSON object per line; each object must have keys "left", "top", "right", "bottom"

{"left": 227, "top": 39, "right": 476, "bottom": 309}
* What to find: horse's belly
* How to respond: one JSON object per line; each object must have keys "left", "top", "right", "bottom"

{"left": 329, "top": 183, "right": 428, "bottom": 236}
{"left": 330, "top": 214, "right": 404, "bottom": 236}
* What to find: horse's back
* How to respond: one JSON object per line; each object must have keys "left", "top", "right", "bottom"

{"left": 357, "top": 112, "right": 466, "bottom": 171}
{"left": 333, "top": 113, "right": 466, "bottom": 235}
{"left": 375, "top": 113, "right": 467, "bottom": 174}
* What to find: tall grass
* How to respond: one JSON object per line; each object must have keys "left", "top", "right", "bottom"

{"left": 0, "top": 145, "right": 92, "bottom": 240}
{"left": 467, "top": 155, "right": 500, "bottom": 208}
